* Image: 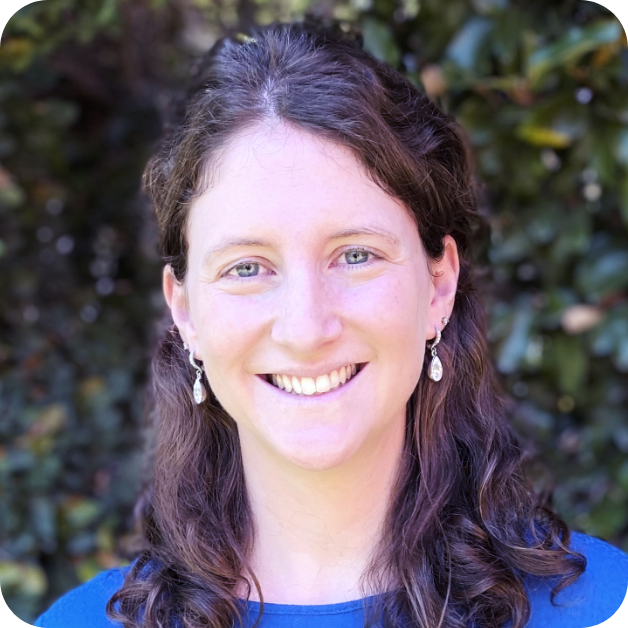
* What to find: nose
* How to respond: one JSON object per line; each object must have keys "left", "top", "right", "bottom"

{"left": 270, "top": 265, "right": 343, "bottom": 356}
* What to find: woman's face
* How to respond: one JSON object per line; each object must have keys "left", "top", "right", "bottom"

{"left": 165, "top": 123, "right": 458, "bottom": 471}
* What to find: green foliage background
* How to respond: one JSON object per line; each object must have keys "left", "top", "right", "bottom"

{"left": 0, "top": 0, "right": 627, "bottom": 622}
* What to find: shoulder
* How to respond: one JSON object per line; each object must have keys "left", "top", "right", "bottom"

{"left": 34, "top": 566, "right": 130, "bottom": 628}
{"left": 524, "top": 531, "right": 628, "bottom": 628}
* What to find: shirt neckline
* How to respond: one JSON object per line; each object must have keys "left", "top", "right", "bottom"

{"left": 239, "top": 593, "right": 383, "bottom": 615}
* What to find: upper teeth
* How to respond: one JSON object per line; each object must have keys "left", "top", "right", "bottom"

{"left": 271, "top": 364, "right": 358, "bottom": 395}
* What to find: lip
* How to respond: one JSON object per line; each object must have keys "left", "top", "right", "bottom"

{"left": 256, "top": 363, "right": 368, "bottom": 401}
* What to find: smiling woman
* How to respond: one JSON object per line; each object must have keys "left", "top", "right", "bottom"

{"left": 34, "top": 19, "right": 628, "bottom": 628}
{"left": 164, "top": 124, "right": 456, "bottom": 475}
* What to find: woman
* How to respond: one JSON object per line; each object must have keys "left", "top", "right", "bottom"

{"left": 35, "top": 20, "right": 628, "bottom": 628}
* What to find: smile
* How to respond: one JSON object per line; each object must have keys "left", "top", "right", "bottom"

{"left": 261, "top": 363, "right": 367, "bottom": 396}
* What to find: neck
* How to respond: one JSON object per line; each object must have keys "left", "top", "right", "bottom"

{"left": 237, "top": 416, "right": 405, "bottom": 605}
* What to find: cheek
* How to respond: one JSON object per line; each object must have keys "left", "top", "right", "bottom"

{"left": 348, "top": 272, "right": 428, "bottom": 343}
{"left": 353, "top": 273, "right": 428, "bottom": 398}
{"left": 193, "top": 291, "right": 269, "bottom": 368}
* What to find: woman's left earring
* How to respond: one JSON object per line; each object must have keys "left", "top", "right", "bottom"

{"left": 183, "top": 342, "right": 207, "bottom": 404}
{"left": 427, "top": 325, "right": 444, "bottom": 382}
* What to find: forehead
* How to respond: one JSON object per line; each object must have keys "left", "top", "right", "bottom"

{"left": 188, "top": 122, "right": 416, "bottom": 240}
{"left": 205, "top": 123, "right": 377, "bottom": 199}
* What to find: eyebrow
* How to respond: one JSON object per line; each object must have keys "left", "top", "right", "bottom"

{"left": 203, "top": 225, "right": 401, "bottom": 263}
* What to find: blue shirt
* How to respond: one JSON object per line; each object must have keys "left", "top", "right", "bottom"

{"left": 34, "top": 531, "right": 628, "bottom": 627}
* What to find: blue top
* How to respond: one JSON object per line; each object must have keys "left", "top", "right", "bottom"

{"left": 34, "top": 531, "right": 628, "bottom": 628}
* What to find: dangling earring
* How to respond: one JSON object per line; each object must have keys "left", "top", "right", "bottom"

{"left": 427, "top": 317, "right": 448, "bottom": 382}
{"left": 183, "top": 342, "right": 207, "bottom": 404}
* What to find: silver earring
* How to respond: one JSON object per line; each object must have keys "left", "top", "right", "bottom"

{"left": 427, "top": 325, "right": 444, "bottom": 382}
{"left": 183, "top": 342, "right": 207, "bottom": 404}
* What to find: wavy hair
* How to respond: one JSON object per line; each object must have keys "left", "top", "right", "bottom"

{"left": 108, "top": 20, "right": 585, "bottom": 628}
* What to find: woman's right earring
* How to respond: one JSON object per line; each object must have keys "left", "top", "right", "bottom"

{"left": 184, "top": 342, "right": 207, "bottom": 404}
{"left": 427, "top": 325, "right": 443, "bottom": 382}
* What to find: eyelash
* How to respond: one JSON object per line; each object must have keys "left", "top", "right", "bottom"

{"left": 222, "top": 247, "right": 381, "bottom": 282}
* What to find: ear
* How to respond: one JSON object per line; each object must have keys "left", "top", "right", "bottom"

{"left": 426, "top": 235, "right": 460, "bottom": 339}
{"left": 163, "top": 265, "right": 199, "bottom": 350}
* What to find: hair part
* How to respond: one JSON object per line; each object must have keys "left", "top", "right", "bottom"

{"left": 108, "top": 19, "right": 585, "bottom": 628}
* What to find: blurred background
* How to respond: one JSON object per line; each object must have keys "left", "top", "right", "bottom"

{"left": 0, "top": 0, "right": 627, "bottom": 622}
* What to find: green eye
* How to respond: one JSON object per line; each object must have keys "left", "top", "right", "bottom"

{"left": 344, "top": 249, "right": 373, "bottom": 265}
{"left": 234, "top": 262, "right": 259, "bottom": 277}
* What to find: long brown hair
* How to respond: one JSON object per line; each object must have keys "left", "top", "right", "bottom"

{"left": 108, "top": 20, "right": 585, "bottom": 628}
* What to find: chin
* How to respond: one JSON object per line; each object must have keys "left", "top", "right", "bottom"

{"left": 273, "top": 429, "right": 364, "bottom": 472}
